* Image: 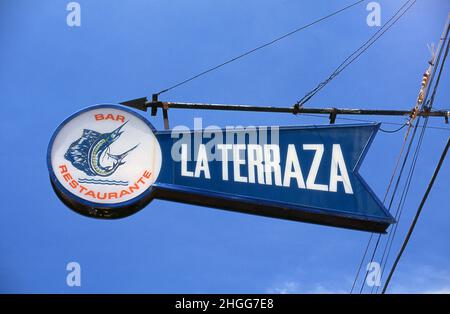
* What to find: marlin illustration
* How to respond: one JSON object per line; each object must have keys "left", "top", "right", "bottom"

{"left": 65, "top": 122, "right": 139, "bottom": 177}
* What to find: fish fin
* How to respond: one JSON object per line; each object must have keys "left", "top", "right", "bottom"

{"left": 64, "top": 129, "right": 102, "bottom": 176}
{"left": 82, "top": 129, "right": 102, "bottom": 139}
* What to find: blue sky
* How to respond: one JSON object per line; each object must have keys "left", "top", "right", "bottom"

{"left": 0, "top": 0, "right": 449, "bottom": 293}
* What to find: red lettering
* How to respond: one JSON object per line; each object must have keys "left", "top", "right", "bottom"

{"left": 70, "top": 180, "right": 79, "bottom": 189}
{"left": 119, "top": 189, "right": 130, "bottom": 198}
{"left": 86, "top": 190, "right": 96, "bottom": 198}
{"left": 63, "top": 173, "right": 73, "bottom": 182}
{"left": 129, "top": 183, "right": 140, "bottom": 193}
{"left": 95, "top": 113, "right": 126, "bottom": 122}
{"left": 143, "top": 171, "right": 152, "bottom": 179}
{"left": 108, "top": 192, "right": 118, "bottom": 199}
{"left": 97, "top": 192, "right": 107, "bottom": 200}
{"left": 59, "top": 164, "right": 68, "bottom": 174}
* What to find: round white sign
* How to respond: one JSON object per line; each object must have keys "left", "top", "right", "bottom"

{"left": 48, "top": 105, "right": 162, "bottom": 217}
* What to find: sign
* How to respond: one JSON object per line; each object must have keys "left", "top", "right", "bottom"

{"left": 48, "top": 104, "right": 394, "bottom": 232}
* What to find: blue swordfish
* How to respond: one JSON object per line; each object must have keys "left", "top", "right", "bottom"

{"left": 64, "top": 122, "right": 139, "bottom": 177}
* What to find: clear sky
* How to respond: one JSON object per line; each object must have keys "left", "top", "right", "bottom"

{"left": 0, "top": 0, "right": 449, "bottom": 293}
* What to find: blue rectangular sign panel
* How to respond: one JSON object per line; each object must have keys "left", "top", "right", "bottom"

{"left": 153, "top": 123, "right": 395, "bottom": 233}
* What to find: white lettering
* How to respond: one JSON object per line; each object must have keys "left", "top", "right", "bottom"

{"left": 247, "top": 144, "right": 265, "bottom": 184}
{"left": 264, "top": 145, "right": 282, "bottom": 186}
{"left": 180, "top": 143, "right": 353, "bottom": 194}
{"left": 181, "top": 144, "right": 193, "bottom": 177}
{"left": 233, "top": 144, "right": 247, "bottom": 183}
{"left": 283, "top": 144, "right": 306, "bottom": 188}
{"left": 194, "top": 144, "right": 210, "bottom": 179}
{"left": 303, "top": 144, "right": 328, "bottom": 191}
{"left": 329, "top": 144, "right": 353, "bottom": 194}
{"left": 217, "top": 144, "right": 232, "bottom": 180}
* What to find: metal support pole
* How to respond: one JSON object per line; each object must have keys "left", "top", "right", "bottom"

{"left": 121, "top": 99, "right": 450, "bottom": 119}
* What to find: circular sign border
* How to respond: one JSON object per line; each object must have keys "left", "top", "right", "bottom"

{"left": 47, "top": 104, "right": 160, "bottom": 219}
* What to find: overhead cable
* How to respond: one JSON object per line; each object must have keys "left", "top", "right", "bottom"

{"left": 155, "top": 0, "right": 366, "bottom": 95}
{"left": 295, "top": 0, "right": 416, "bottom": 108}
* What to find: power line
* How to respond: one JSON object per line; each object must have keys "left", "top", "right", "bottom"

{"left": 350, "top": 13, "right": 450, "bottom": 294}
{"left": 360, "top": 115, "right": 418, "bottom": 296}
{"left": 375, "top": 33, "right": 450, "bottom": 296}
{"left": 361, "top": 116, "right": 420, "bottom": 294}
{"left": 350, "top": 232, "right": 374, "bottom": 293}
{"left": 379, "top": 24, "right": 449, "bottom": 293}
{"left": 358, "top": 105, "right": 420, "bottom": 294}
{"left": 349, "top": 114, "right": 413, "bottom": 294}
{"left": 307, "top": 116, "right": 408, "bottom": 133}
{"left": 374, "top": 16, "right": 449, "bottom": 293}
{"left": 350, "top": 117, "right": 416, "bottom": 294}
{"left": 428, "top": 31, "right": 450, "bottom": 112}
{"left": 155, "top": 0, "right": 366, "bottom": 95}
{"left": 374, "top": 115, "right": 428, "bottom": 294}
{"left": 381, "top": 136, "right": 450, "bottom": 294}
{"left": 301, "top": 114, "right": 450, "bottom": 131}
{"left": 379, "top": 123, "right": 408, "bottom": 133}
{"left": 295, "top": 0, "right": 416, "bottom": 107}
{"left": 307, "top": 114, "right": 409, "bottom": 133}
